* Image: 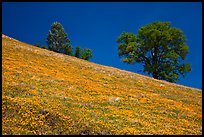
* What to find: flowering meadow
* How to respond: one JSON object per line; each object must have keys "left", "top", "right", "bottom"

{"left": 2, "top": 34, "right": 202, "bottom": 135}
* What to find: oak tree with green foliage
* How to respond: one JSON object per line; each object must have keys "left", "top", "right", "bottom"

{"left": 46, "top": 22, "right": 72, "bottom": 55}
{"left": 116, "top": 21, "right": 191, "bottom": 82}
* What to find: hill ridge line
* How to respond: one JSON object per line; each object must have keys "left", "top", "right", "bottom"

{"left": 2, "top": 33, "right": 202, "bottom": 135}
{"left": 2, "top": 34, "right": 201, "bottom": 91}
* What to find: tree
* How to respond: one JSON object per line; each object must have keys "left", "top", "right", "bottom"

{"left": 46, "top": 22, "right": 72, "bottom": 55}
{"left": 63, "top": 44, "right": 73, "bottom": 56}
{"left": 41, "top": 45, "right": 47, "bottom": 49}
{"left": 116, "top": 21, "right": 191, "bottom": 82}
{"left": 34, "top": 43, "right": 40, "bottom": 47}
{"left": 81, "top": 48, "right": 93, "bottom": 61}
{"left": 75, "top": 46, "right": 81, "bottom": 58}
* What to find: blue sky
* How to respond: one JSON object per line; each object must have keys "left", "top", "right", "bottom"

{"left": 2, "top": 2, "right": 202, "bottom": 89}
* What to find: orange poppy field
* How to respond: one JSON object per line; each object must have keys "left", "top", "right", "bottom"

{"left": 2, "top": 34, "right": 202, "bottom": 135}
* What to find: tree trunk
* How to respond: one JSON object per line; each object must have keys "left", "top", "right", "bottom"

{"left": 152, "top": 71, "right": 159, "bottom": 79}
{"left": 151, "top": 46, "right": 159, "bottom": 79}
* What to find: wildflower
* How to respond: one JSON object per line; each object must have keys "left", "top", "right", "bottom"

{"left": 130, "top": 119, "right": 139, "bottom": 124}
{"left": 108, "top": 97, "right": 120, "bottom": 102}
{"left": 115, "top": 97, "right": 120, "bottom": 101}
{"left": 160, "top": 84, "right": 164, "bottom": 87}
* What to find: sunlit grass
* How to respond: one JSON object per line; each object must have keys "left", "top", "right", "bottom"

{"left": 2, "top": 34, "right": 202, "bottom": 135}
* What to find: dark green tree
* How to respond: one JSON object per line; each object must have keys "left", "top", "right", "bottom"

{"left": 75, "top": 46, "right": 81, "bottom": 58}
{"left": 116, "top": 21, "right": 191, "bottom": 82}
{"left": 34, "top": 43, "right": 40, "bottom": 47}
{"left": 63, "top": 44, "right": 73, "bottom": 56}
{"left": 46, "top": 22, "right": 72, "bottom": 55}
{"left": 81, "top": 48, "right": 93, "bottom": 61}
{"left": 41, "top": 45, "right": 47, "bottom": 49}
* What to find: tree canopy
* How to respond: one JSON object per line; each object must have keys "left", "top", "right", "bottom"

{"left": 116, "top": 21, "right": 191, "bottom": 82}
{"left": 46, "top": 22, "right": 93, "bottom": 61}
{"left": 80, "top": 48, "right": 93, "bottom": 61}
{"left": 46, "top": 22, "right": 72, "bottom": 55}
{"left": 75, "top": 46, "right": 81, "bottom": 58}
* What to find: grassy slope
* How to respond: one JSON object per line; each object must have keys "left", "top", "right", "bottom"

{"left": 2, "top": 34, "right": 202, "bottom": 135}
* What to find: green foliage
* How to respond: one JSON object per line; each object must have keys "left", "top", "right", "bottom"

{"left": 80, "top": 48, "right": 93, "bottom": 61}
{"left": 46, "top": 22, "right": 72, "bottom": 55}
{"left": 34, "top": 43, "right": 40, "bottom": 47}
{"left": 46, "top": 22, "right": 93, "bottom": 59}
{"left": 63, "top": 44, "right": 73, "bottom": 56}
{"left": 75, "top": 46, "right": 81, "bottom": 58}
{"left": 74, "top": 46, "right": 93, "bottom": 61}
{"left": 116, "top": 21, "right": 191, "bottom": 82}
{"left": 41, "top": 45, "right": 47, "bottom": 49}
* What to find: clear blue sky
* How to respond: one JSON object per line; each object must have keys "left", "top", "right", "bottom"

{"left": 2, "top": 2, "right": 202, "bottom": 89}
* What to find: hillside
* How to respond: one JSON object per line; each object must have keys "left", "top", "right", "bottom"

{"left": 2, "top": 34, "right": 202, "bottom": 135}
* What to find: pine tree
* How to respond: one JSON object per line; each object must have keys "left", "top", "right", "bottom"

{"left": 46, "top": 22, "right": 72, "bottom": 55}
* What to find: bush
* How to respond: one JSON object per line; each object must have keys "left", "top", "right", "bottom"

{"left": 75, "top": 46, "right": 81, "bottom": 58}
{"left": 81, "top": 48, "right": 93, "bottom": 61}
{"left": 41, "top": 45, "right": 47, "bottom": 49}
{"left": 34, "top": 43, "right": 40, "bottom": 47}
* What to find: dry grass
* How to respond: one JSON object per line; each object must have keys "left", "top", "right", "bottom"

{"left": 2, "top": 34, "right": 202, "bottom": 135}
